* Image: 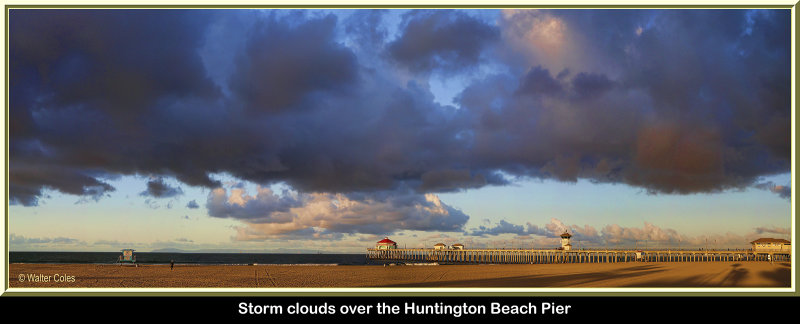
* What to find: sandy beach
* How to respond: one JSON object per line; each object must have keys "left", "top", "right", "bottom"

{"left": 8, "top": 261, "right": 790, "bottom": 288}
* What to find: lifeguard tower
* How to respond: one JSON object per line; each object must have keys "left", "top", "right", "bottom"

{"left": 118, "top": 249, "right": 136, "bottom": 265}
{"left": 560, "top": 232, "right": 572, "bottom": 251}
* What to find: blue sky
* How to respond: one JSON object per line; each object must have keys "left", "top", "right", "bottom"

{"left": 7, "top": 9, "right": 792, "bottom": 252}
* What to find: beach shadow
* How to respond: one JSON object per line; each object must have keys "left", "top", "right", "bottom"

{"left": 623, "top": 263, "right": 772, "bottom": 288}
{"left": 758, "top": 267, "right": 790, "bottom": 287}
{"left": 720, "top": 264, "right": 748, "bottom": 286}
{"left": 379, "top": 264, "right": 668, "bottom": 288}
{"left": 621, "top": 274, "right": 710, "bottom": 287}
{"left": 775, "top": 262, "right": 791, "bottom": 269}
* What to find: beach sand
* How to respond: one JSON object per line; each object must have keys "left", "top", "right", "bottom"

{"left": 9, "top": 261, "right": 790, "bottom": 288}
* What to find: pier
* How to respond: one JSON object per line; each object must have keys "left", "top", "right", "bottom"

{"left": 366, "top": 248, "right": 791, "bottom": 264}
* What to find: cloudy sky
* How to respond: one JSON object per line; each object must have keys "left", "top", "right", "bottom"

{"left": 7, "top": 9, "right": 791, "bottom": 252}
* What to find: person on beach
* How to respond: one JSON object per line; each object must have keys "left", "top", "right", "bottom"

{"left": 170, "top": 260, "right": 174, "bottom": 270}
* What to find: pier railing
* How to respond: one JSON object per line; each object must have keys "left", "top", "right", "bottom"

{"left": 366, "top": 248, "right": 790, "bottom": 264}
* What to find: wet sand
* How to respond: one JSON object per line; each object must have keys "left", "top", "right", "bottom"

{"left": 8, "top": 261, "right": 790, "bottom": 288}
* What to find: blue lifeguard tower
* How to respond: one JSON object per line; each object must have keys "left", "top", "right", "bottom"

{"left": 118, "top": 249, "right": 136, "bottom": 264}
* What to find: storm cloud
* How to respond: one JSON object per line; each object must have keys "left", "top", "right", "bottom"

{"left": 8, "top": 9, "right": 791, "bottom": 237}
{"left": 186, "top": 200, "right": 200, "bottom": 209}
{"left": 754, "top": 181, "right": 791, "bottom": 199}
{"left": 229, "top": 13, "right": 359, "bottom": 112}
{"left": 388, "top": 10, "right": 500, "bottom": 73}
{"left": 140, "top": 177, "right": 184, "bottom": 198}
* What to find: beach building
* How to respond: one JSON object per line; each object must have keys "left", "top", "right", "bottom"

{"left": 452, "top": 243, "right": 464, "bottom": 250}
{"left": 750, "top": 238, "right": 791, "bottom": 252}
{"left": 118, "top": 249, "right": 136, "bottom": 263}
{"left": 434, "top": 243, "right": 447, "bottom": 250}
{"left": 560, "top": 232, "right": 572, "bottom": 251}
{"left": 375, "top": 237, "right": 397, "bottom": 250}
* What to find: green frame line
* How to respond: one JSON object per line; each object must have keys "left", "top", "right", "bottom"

{"left": 1, "top": 290, "right": 796, "bottom": 297}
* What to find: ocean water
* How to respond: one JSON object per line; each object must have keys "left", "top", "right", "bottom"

{"left": 9, "top": 252, "right": 372, "bottom": 265}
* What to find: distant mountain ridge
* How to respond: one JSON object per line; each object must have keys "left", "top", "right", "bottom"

{"left": 149, "top": 248, "right": 348, "bottom": 254}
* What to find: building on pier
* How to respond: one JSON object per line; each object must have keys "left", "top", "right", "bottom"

{"left": 750, "top": 238, "right": 791, "bottom": 252}
{"left": 434, "top": 243, "right": 447, "bottom": 250}
{"left": 376, "top": 237, "right": 397, "bottom": 249}
{"left": 452, "top": 243, "right": 464, "bottom": 250}
{"left": 560, "top": 232, "right": 572, "bottom": 251}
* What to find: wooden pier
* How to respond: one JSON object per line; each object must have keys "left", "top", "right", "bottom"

{"left": 366, "top": 248, "right": 791, "bottom": 264}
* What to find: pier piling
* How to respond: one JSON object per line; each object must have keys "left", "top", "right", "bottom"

{"left": 366, "top": 248, "right": 789, "bottom": 264}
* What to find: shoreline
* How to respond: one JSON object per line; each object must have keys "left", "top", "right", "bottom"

{"left": 9, "top": 261, "right": 790, "bottom": 288}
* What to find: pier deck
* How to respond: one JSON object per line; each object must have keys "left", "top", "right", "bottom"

{"left": 366, "top": 248, "right": 791, "bottom": 264}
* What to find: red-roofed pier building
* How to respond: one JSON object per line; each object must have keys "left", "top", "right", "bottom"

{"left": 376, "top": 237, "right": 397, "bottom": 250}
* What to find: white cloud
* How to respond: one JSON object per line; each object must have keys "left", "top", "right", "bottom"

{"left": 206, "top": 184, "right": 470, "bottom": 240}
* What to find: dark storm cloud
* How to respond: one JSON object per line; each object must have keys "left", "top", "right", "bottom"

{"left": 217, "top": 79, "right": 473, "bottom": 195}
{"left": 9, "top": 9, "right": 791, "bottom": 215}
{"left": 186, "top": 200, "right": 200, "bottom": 209}
{"left": 228, "top": 13, "right": 358, "bottom": 112}
{"left": 9, "top": 10, "right": 219, "bottom": 120}
{"left": 10, "top": 163, "right": 115, "bottom": 206}
{"left": 9, "top": 9, "right": 220, "bottom": 204}
{"left": 140, "top": 178, "right": 184, "bottom": 198}
{"left": 462, "top": 9, "right": 790, "bottom": 195}
{"left": 515, "top": 66, "right": 564, "bottom": 96}
{"left": 388, "top": 10, "right": 499, "bottom": 73}
{"left": 418, "top": 169, "right": 509, "bottom": 192}
{"left": 624, "top": 10, "right": 789, "bottom": 194}
{"left": 457, "top": 66, "right": 643, "bottom": 183}
{"left": 206, "top": 186, "right": 305, "bottom": 223}
{"left": 570, "top": 72, "right": 615, "bottom": 100}
{"left": 754, "top": 181, "right": 791, "bottom": 199}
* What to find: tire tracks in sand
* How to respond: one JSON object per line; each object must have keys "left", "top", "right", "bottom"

{"left": 264, "top": 269, "right": 278, "bottom": 287}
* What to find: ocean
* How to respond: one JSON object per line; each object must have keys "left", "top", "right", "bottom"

{"left": 9, "top": 251, "right": 372, "bottom": 266}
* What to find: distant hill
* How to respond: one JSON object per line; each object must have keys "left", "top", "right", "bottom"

{"left": 150, "top": 248, "right": 189, "bottom": 253}
{"left": 148, "top": 248, "right": 353, "bottom": 254}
